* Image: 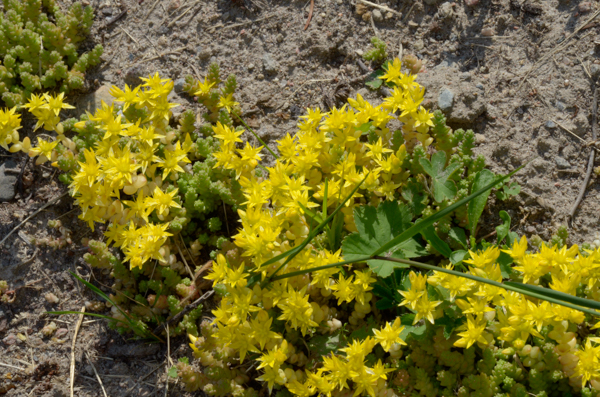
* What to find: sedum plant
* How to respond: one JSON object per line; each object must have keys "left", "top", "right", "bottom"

{"left": 4, "top": 69, "right": 243, "bottom": 335}
{"left": 173, "top": 58, "right": 600, "bottom": 396}
{"left": 0, "top": 0, "right": 103, "bottom": 106}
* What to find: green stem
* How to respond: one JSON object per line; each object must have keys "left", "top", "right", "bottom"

{"left": 231, "top": 110, "right": 279, "bottom": 159}
{"left": 267, "top": 254, "right": 600, "bottom": 318}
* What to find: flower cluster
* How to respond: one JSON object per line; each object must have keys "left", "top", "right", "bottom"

{"left": 178, "top": 58, "right": 503, "bottom": 396}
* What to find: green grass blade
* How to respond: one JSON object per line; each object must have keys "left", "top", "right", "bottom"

{"left": 260, "top": 173, "right": 368, "bottom": 274}
{"left": 505, "top": 281, "right": 600, "bottom": 311}
{"left": 374, "top": 256, "right": 600, "bottom": 318}
{"left": 371, "top": 166, "right": 524, "bottom": 257}
{"left": 323, "top": 178, "right": 328, "bottom": 217}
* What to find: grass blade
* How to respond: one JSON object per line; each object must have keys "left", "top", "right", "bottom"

{"left": 260, "top": 173, "right": 368, "bottom": 279}
{"left": 505, "top": 281, "right": 600, "bottom": 311}
{"left": 371, "top": 166, "right": 524, "bottom": 257}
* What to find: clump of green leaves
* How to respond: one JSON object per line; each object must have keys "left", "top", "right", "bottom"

{"left": 363, "top": 36, "right": 388, "bottom": 64}
{"left": 0, "top": 0, "right": 103, "bottom": 106}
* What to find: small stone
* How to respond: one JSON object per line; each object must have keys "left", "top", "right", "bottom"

{"left": 44, "top": 293, "right": 60, "bottom": 304}
{"left": 526, "top": 226, "right": 536, "bottom": 234}
{"left": 0, "top": 160, "right": 18, "bottom": 202}
{"left": 3, "top": 333, "right": 17, "bottom": 345}
{"left": 372, "top": 9, "right": 383, "bottom": 22}
{"left": 262, "top": 53, "right": 279, "bottom": 74}
{"left": 460, "top": 72, "right": 471, "bottom": 81}
{"left": 590, "top": 64, "right": 600, "bottom": 79}
{"left": 438, "top": 88, "right": 455, "bottom": 112}
{"left": 101, "top": 7, "right": 113, "bottom": 16}
{"left": 355, "top": 2, "right": 368, "bottom": 16}
{"left": 173, "top": 78, "right": 186, "bottom": 93}
{"left": 476, "top": 83, "right": 484, "bottom": 90}
{"left": 124, "top": 65, "right": 145, "bottom": 86}
{"left": 555, "top": 157, "right": 571, "bottom": 169}
{"left": 408, "top": 21, "right": 419, "bottom": 28}
{"left": 545, "top": 120, "right": 556, "bottom": 129}
{"left": 481, "top": 27, "right": 494, "bottom": 37}
{"left": 413, "top": 39, "right": 424, "bottom": 51}
{"left": 578, "top": 2, "right": 592, "bottom": 13}
{"left": 247, "top": 63, "right": 255, "bottom": 71}
{"left": 257, "top": 74, "right": 265, "bottom": 81}
{"left": 555, "top": 100, "right": 566, "bottom": 111}
{"left": 438, "top": 2, "right": 453, "bottom": 19}
{"left": 475, "top": 134, "right": 486, "bottom": 144}
{"left": 385, "top": 12, "right": 394, "bottom": 19}
{"left": 573, "top": 113, "right": 589, "bottom": 136}
{"left": 276, "top": 34, "right": 284, "bottom": 43}
{"left": 76, "top": 85, "right": 115, "bottom": 115}
{"left": 55, "top": 328, "right": 69, "bottom": 339}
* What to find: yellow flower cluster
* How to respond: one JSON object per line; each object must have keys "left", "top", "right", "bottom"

{"left": 7, "top": 74, "right": 192, "bottom": 270}
{"left": 201, "top": 58, "right": 435, "bottom": 396}
{"left": 425, "top": 237, "right": 600, "bottom": 389}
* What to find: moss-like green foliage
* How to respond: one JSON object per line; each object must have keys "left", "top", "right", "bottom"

{"left": 0, "top": 0, "right": 103, "bottom": 106}
{"left": 363, "top": 36, "right": 387, "bottom": 64}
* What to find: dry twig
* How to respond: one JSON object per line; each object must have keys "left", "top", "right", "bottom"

{"left": 70, "top": 306, "right": 86, "bottom": 397}
{"left": 84, "top": 352, "right": 108, "bottom": 397}
{"left": 357, "top": 0, "right": 402, "bottom": 17}
{"left": 569, "top": 80, "right": 598, "bottom": 223}
{"left": 0, "top": 192, "right": 68, "bottom": 247}
{"left": 304, "top": 0, "right": 314, "bottom": 31}
{"left": 153, "top": 290, "right": 214, "bottom": 335}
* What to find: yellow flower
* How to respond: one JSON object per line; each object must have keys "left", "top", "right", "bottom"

{"left": 217, "top": 93, "right": 239, "bottom": 113}
{"left": 373, "top": 317, "right": 406, "bottom": 352}
{"left": 454, "top": 315, "right": 489, "bottom": 349}
{"left": 147, "top": 186, "right": 181, "bottom": 215}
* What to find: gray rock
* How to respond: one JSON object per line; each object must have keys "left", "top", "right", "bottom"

{"left": 262, "top": 53, "right": 279, "bottom": 74}
{"left": 460, "top": 72, "right": 471, "bottom": 81}
{"left": 174, "top": 78, "right": 186, "bottom": 93}
{"left": 545, "top": 120, "right": 556, "bottom": 129}
{"left": 0, "top": 160, "right": 18, "bottom": 202}
{"left": 438, "top": 88, "right": 455, "bottom": 112}
{"left": 75, "top": 85, "right": 115, "bottom": 116}
{"left": 555, "top": 156, "right": 571, "bottom": 169}
{"left": 438, "top": 2, "right": 453, "bottom": 18}
{"left": 372, "top": 9, "right": 383, "bottom": 22}
{"left": 591, "top": 64, "right": 600, "bottom": 79}
{"left": 476, "top": 83, "right": 484, "bottom": 90}
{"left": 124, "top": 65, "right": 145, "bottom": 87}
{"left": 413, "top": 39, "right": 424, "bottom": 51}
{"left": 555, "top": 100, "right": 566, "bottom": 111}
{"left": 573, "top": 113, "right": 589, "bottom": 137}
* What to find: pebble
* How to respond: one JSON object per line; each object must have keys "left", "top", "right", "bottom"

{"left": 372, "top": 9, "right": 383, "bottom": 22}
{"left": 438, "top": 2, "right": 453, "bottom": 19}
{"left": 262, "top": 53, "right": 279, "bottom": 74}
{"left": 174, "top": 78, "right": 186, "bottom": 93}
{"left": 438, "top": 88, "right": 455, "bottom": 112}
{"left": 0, "top": 159, "right": 18, "bottom": 202}
{"left": 55, "top": 328, "right": 69, "bottom": 339}
{"left": 257, "top": 74, "right": 265, "bottom": 81}
{"left": 526, "top": 225, "right": 536, "bottom": 234}
{"left": 475, "top": 134, "right": 486, "bottom": 144}
{"left": 75, "top": 85, "right": 115, "bottom": 115}
{"left": 481, "top": 27, "right": 494, "bottom": 37}
{"left": 248, "top": 63, "right": 255, "bottom": 71}
{"left": 460, "top": 72, "right": 471, "bottom": 81}
{"left": 591, "top": 64, "right": 600, "bottom": 79}
{"left": 101, "top": 7, "right": 113, "bottom": 15}
{"left": 578, "top": 2, "right": 592, "bottom": 13}
{"left": 555, "top": 157, "right": 571, "bottom": 169}
{"left": 413, "top": 39, "right": 424, "bottom": 51}
{"left": 124, "top": 65, "right": 145, "bottom": 86}
{"left": 555, "top": 100, "right": 566, "bottom": 111}
{"left": 545, "top": 120, "right": 556, "bottom": 129}
{"left": 476, "top": 83, "right": 484, "bottom": 90}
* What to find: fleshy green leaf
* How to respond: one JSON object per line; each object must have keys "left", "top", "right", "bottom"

{"left": 467, "top": 169, "right": 495, "bottom": 239}
{"left": 342, "top": 201, "right": 427, "bottom": 277}
{"left": 495, "top": 210, "right": 511, "bottom": 244}
{"left": 419, "top": 151, "right": 461, "bottom": 202}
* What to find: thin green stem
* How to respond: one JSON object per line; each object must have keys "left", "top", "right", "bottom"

{"left": 231, "top": 110, "right": 279, "bottom": 159}
{"left": 268, "top": 254, "right": 600, "bottom": 318}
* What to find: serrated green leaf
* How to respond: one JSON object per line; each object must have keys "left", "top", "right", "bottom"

{"left": 448, "top": 227, "right": 468, "bottom": 249}
{"left": 168, "top": 366, "right": 178, "bottom": 378}
{"left": 366, "top": 70, "right": 385, "bottom": 90}
{"left": 399, "top": 323, "right": 427, "bottom": 341}
{"left": 342, "top": 201, "right": 427, "bottom": 277}
{"left": 467, "top": 169, "right": 495, "bottom": 238}
{"left": 419, "top": 151, "right": 460, "bottom": 202}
